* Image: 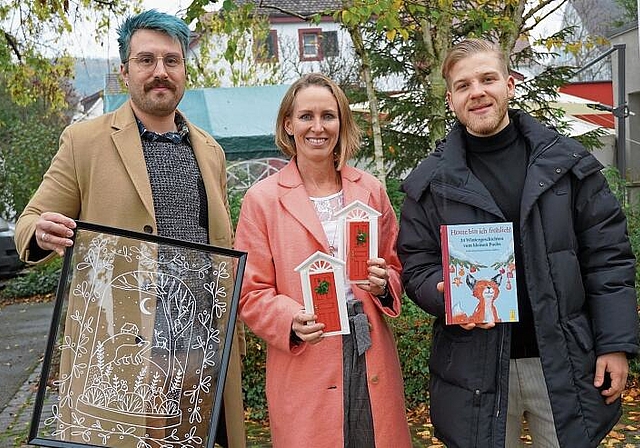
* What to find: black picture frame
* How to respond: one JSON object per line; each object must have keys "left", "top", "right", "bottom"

{"left": 29, "top": 221, "right": 246, "bottom": 448}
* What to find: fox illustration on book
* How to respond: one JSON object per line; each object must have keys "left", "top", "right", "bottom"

{"left": 451, "top": 272, "right": 503, "bottom": 324}
{"left": 467, "top": 272, "right": 503, "bottom": 323}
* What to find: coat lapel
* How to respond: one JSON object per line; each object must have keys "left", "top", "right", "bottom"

{"left": 278, "top": 160, "right": 332, "bottom": 251}
{"left": 110, "top": 103, "right": 156, "bottom": 220}
{"left": 277, "top": 162, "right": 374, "bottom": 252}
{"left": 189, "top": 125, "right": 217, "bottom": 181}
{"left": 189, "top": 122, "right": 230, "bottom": 243}
{"left": 341, "top": 165, "right": 370, "bottom": 207}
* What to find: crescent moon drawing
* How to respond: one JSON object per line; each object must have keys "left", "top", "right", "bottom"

{"left": 139, "top": 297, "right": 153, "bottom": 315}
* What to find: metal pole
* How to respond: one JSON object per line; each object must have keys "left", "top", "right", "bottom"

{"left": 571, "top": 45, "right": 628, "bottom": 180}
{"left": 614, "top": 43, "right": 626, "bottom": 178}
{"left": 573, "top": 47, "right": 617, "bottom": 76}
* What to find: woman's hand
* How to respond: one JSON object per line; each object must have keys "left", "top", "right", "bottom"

{"left": 291, "top": 310, "right": 325, "bottom": 344}
{"left": 358, "top": 257, "right": 389, "bottom": 297}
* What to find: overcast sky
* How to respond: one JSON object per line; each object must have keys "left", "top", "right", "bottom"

{"left": 65, "top": 0, "right": 203, "bottom": 60}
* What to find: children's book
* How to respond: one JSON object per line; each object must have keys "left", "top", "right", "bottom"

{"left": 440, "top": 222, "right": 519, "bottom": 325}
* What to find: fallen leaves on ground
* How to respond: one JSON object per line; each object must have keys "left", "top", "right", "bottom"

{"left": 405, "top": 384, "right": 640, "bottom": 447}
{"left": 0, "top": 292, "right": 55, "bottom": 308}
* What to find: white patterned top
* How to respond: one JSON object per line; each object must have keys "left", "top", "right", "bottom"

{"left": 310, "top": 190, "right": 354, "bottom": 299}
{"left": 310, "top": 190, "right": 344, "bottom": 256}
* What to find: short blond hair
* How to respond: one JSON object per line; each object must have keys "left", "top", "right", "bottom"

{"left": 441, "top": 38, "right": 509, "bottom": 89}
{"left": 275, "top": 73, "right": 361, "bottom": 169}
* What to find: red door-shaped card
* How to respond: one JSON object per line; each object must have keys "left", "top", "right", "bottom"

{"left": 309, "top": 272, "right": 340, "bottom": 333}
{"left": 335, "top": 200, "right": 380, "bottom": 284}
{"left": 347, "top": 221, "right": 370, "bottom": 282}
{"left": 295, "top": 251, "right": 349, "bottom": 336}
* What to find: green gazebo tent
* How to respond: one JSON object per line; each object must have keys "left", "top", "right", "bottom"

{"left": 104, "top": 84, "right": 290, "bottom": 160}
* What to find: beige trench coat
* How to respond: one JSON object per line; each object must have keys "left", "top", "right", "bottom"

{"left": 15, "top": 101, "right": 246, "bottom": 447}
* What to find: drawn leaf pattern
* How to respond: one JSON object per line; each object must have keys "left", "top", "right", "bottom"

{"left": 37, "top": 231, "right": 237, "bottom": 446}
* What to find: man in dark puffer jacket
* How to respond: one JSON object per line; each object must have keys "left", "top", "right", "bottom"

{"left": 397, "top": 38, "right": 639, "bottom": 447}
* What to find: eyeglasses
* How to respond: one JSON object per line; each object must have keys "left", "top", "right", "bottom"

{"left": 125, "top": 53, "right": 185, "bottom": 71}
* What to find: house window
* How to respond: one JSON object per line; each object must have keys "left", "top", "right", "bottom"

{"left": 255, "top": 29, "right": 278, "bottom": 62}
{"left": 298, "top": 29, "right": 339, "bottom": 61}
{"left": 321, "top": 31, "right": 339, "bottom": 57}
{"left": 299, "top": 28, "right": 322, "bottom": 61}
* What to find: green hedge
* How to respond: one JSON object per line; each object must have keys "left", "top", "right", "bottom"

{"left": 391, "top": 298, "right": 432, "bottom": 409}
{"left": 0, "top": 257, "right": 62, "bottom": 300}
{"left": 240, "top": 299, "right": 434, "bottom": 420}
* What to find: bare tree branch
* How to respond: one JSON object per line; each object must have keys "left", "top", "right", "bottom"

{"left": 4, "top": 30, "right": 22, "bottom": 62}
{"left": 521, "top": 0, "right": 568, "bottom": 35}
{"left": 92, "top": 0, "right": 121, "bottom": 10}
{"left": 258, "top": 1, "right": 313, "bottom": 21}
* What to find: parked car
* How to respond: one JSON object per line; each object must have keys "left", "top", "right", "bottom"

{"left": 0, "top": 218, "right": 23, "bottom": 277}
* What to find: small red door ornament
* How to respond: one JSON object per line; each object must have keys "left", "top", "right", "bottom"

{"left": 295, "top": 251, "right": 349, "bottom": 336}
{"left": 334, "top": 200, "right": 380, "bottom": 284}
{"left": 309, "top": 273, "right": 341, "bottom": 332}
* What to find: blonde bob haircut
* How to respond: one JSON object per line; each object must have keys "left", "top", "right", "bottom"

{"left": 441, "top": 38, "right": 509, "bottom": 90}
{"left": 275, "top": 73, "right": 361, "bottom": 170}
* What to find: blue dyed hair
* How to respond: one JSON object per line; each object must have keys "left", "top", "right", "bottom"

{"left": 117, "top": 9, "right": 191, "bottom": 64}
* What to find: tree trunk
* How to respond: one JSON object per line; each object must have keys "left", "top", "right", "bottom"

{"left": 349, "top": 26, "right": 386, "bottom": 187}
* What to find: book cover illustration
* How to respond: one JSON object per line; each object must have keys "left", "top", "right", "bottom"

{"left": 440, "top": 222, "right": 519, "bottom": 325}
{"left": 295, "top": 251, "right": 350, "bottom": 337}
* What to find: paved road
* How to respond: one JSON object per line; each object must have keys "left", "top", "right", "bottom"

{"left": 0, "top": 301, "right": 55, "bottom": 412}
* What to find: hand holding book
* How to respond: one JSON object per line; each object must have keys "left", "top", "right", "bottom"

{"left": 437, "top": 281, "right": 496, "bottom": 330}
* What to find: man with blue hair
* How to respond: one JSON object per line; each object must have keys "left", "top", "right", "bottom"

{"left": 15, "top": 9, "right": 246, "bottom": 447}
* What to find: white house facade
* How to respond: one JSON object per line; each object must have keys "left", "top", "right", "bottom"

{"left": 230, "top": 0, "right": 357, "bottom": 84}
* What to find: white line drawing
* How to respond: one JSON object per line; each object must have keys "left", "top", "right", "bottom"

{"left": 35, "top": 229, "right": 236, "bottom": 448}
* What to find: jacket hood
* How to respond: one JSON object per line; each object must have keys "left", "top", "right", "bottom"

{"left": 401, "top": 109, "right": 604, "bottom": 202}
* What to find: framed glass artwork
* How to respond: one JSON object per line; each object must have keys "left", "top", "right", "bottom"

{"left": 28, "top": 221, "right": 246, "bottom": 448}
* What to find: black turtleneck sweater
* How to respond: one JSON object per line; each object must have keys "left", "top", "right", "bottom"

{"left": 464, "top": 122, "right": 539, "bottom": 358}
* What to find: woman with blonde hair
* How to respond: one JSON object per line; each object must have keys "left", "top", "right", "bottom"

{"left": 234, "top": 73, "right": 411, "bottom": 447}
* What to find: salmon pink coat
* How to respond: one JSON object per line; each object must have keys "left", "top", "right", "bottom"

{"left": 234, "top": 160, "right": 411, "bottom": 447}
